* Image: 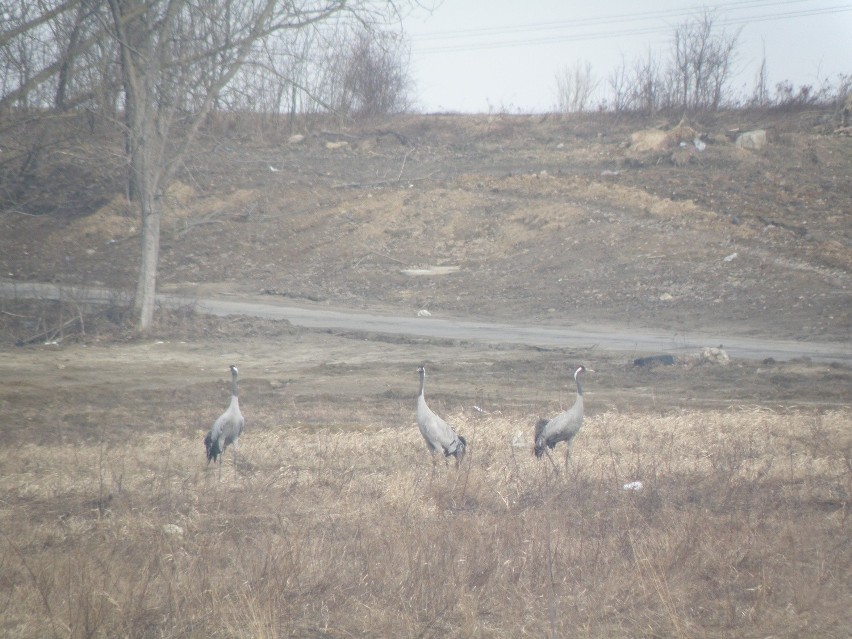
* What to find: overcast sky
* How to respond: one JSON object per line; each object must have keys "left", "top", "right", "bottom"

{"left": 401, "top": 0, "right": 852, "bottom": 113}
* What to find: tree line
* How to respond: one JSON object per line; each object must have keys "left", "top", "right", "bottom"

{"left": 555, "top": 11, "right": 850, "bottom": 115}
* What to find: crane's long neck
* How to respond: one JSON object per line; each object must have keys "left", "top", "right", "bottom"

{"left": 575, "top": 371, "right": 584, "bottom": 397}
{"left": 418, "top": 371, "right": 426, "bottom": 400}
{"left": 231, "top": 371, "right": 239, "bottom": 399}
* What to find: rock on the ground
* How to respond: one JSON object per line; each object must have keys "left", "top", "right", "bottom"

{"left": 700, "top": 346, "right": 730, "bottom": 365}
{"left": 736, "top": 129, "right": 767, "bottom": 150}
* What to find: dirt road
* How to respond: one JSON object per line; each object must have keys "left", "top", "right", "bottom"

{"left": 3, "top": 280, "right": 850, "bottom": 363}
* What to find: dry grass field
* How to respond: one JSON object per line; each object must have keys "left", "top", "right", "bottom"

{"left": 1, "top": 329, "right": 850, "bottom": 638}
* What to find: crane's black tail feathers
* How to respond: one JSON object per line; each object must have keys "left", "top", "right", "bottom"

{"left": 204, "top": 433, "right": 221, "bottom": 464}
{"left": 445, "top": 434, "right": 467, "bottom": 463}
{"left": 533, "top": 418, "right": 549, "bottom": 458}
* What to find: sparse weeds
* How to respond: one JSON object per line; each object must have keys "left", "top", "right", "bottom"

{"left": 0, "top": 407, "right": 849, "bottom": 637}
{"left": 0, "top": 288, "right": 133, "bottom": 346}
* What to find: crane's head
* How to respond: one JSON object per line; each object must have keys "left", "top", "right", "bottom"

{"left": 229, "top": 364, "right": 239, "bottom": 375}
{"left": 574, "top": 365, "right": 595, "bottom": 378}
{"left": 417, "top": 365, "right": 426, "bottom": 377}
{"left": 533, "top": 417, "right": 549, "bottom": 458}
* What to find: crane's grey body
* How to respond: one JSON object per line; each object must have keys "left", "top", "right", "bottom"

{"left": 204, "top": 364, "right": 244, "bottom": 476}
{"left": 534, "top": 365, "right": 592, "bottom": 461}
{"left": 416, "top": 366, "right": 466, "bottom": 465}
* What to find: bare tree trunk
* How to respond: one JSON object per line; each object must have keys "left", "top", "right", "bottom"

{"left": 134, "top": 190, "right": 161, "bottom": 332}
{"left": 109, "top": 0, "right": 168, "bottom": 332}
{"left": 127, "top": 95, "right": 168, "bottom": 332}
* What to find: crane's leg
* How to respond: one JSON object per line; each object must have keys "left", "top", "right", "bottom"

{"left": 563, "top": 447, "right": 573, "bottom": 472}
{"left": 544, "top": 448, "right": 560, "bottom": 474}
{"left": 428, "top": 451, "right": 439, "bottom": 484}
{"left": 454, "top": 444, "right": 466, "bottom": 469}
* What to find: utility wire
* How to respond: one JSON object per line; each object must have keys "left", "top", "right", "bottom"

{"left": 411, "top": 2, "right": 852, "bottom": 54}
{"left": 412, "top": 0, "right": 820, "bottom": 40}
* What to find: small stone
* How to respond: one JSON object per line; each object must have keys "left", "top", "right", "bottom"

{"left": 735, "top": 129, "right": 767, "bottom": 150}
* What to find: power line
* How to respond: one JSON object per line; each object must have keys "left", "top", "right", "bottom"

{"left": 410, "top": 2, "right": 852, "bottom": 55}
{"left": 411, "top": 0, "right": 818, "bottom": 41}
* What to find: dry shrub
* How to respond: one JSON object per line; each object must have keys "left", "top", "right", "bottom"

{"left": 1, "top": 407, "right": 849, "bottom": 638}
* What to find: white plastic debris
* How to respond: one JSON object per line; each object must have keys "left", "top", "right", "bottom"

{"left": 693, "top": 138, "right": 706, "bottom": 151}
{"left": 417, "top": 309, "right": 431, "bottom": 317}
{"left": 724, "top": 252, "right": 737, "bottom": 262}
{"left": 623, "top": 481, "right": 644, "bottom": 491}
{"left": 162, "top": 523, "right": 184, "bottom": 537}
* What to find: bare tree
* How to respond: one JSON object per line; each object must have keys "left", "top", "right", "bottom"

{"left": 750, "top": 48, "right": 769, "bottom": 107}
{"left": 603, "top": 10, "right": 738, "bottom": 113}
{"left": 669, "top": 10, "right": 739, "bottom": 111}
{"left": 115, "top": 1, "right": 407, "bottom": 331}
{"left": 337, "top": 27, "right": 412, "bottom": 119}
{"left": 632, "top": 48, "right": 663, "bottom": 114}
{"left": 105, "top": 0, "right": 280, "bottom": 329}
{"left": 0, "top": 0, "right": 113, "bottom": 111}
{"left": 53, "top": 0, "right": 91, "bottom": 110}
{"left": 555, "top": 60, "right": 597, "bottom": 114}
{"left": 607, "top": 55, "right": 631, "bottom": 113}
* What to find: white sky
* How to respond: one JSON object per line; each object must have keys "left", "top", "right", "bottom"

{"left": 402, "top": 0, "right": 852, "bottom": 112}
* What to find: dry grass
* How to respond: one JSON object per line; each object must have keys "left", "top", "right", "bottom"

{"left": 1, "top": 404, "right": 849, "bottom": 638}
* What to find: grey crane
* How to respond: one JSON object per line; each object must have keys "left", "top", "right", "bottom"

{"left": 204, "top": 364, "right": 245, "bottom": 478}
{"left": 416, "top": 366, "right": 467, "bottom": 466}
{"left": 534, "top": 365, "right": 594, "bottom": 468}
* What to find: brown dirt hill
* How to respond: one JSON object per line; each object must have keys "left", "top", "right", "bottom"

{"left": 1, "top": 110, "right": 849, "bottom": 342}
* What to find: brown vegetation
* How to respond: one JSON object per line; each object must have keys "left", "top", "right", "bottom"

{"left": 1, "top": 393, "right": 849, "bottom": 638}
